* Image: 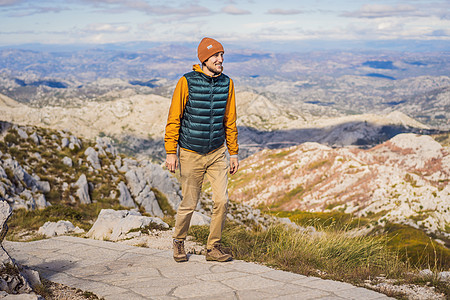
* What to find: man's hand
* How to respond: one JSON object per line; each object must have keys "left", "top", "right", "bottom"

{"left": 229, "top": 156, "right": 239, "bottom": 175}
{"left": 165, "top": 154, "right": 178, "bottom": 173}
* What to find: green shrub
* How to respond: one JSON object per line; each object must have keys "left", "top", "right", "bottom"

{"left": 4, "top": 132, "right": 19, "bottom": 144}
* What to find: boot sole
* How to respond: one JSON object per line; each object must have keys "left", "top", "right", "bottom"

{"left": 174, "top": 257, "right": 188, "bottom": 262}
{"left": 206, "top": 256, "right": 232, "bottom": 262}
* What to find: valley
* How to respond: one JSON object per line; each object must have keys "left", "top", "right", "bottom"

{"left": 0, "top": 46, "right": 449, "bottom": 277}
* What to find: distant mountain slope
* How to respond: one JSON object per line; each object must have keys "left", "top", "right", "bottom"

{"left": 0, "top": 92, "right": 436, "bottom": 160}
{"left": 229, "top": 133, "right": 450, "bottom": 235}
{"left": 1, "top": 48, "right": 449, "bottom": 130}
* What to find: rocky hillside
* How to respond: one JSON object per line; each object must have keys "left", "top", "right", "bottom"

{"left": 229, "top": 133, "right": 450, "bottom": 237}
{"left": 0, "top": 121, "right": 181, "bottom": 218}
{"left": 0, "top": 90, "right": 436, "bottom": 160}
{"left": 0, "top": 121, "right": 273, "bottom": 238}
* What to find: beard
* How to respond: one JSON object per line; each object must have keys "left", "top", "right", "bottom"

{"left": 206, "top": 64, "right": 223, "bottom": 76}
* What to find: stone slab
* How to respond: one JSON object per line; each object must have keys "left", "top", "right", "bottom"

{"left": 3, "top": 237, "right": 394, "bottom": 300}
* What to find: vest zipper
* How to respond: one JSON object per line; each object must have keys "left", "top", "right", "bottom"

{"left": 209, "top": 78, "right": 214, "bottom": 152}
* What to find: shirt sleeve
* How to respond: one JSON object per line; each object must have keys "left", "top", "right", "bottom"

{"left": 164, "top": 76, "right": 189, "bottom": 154}
{"left": 223, "top": 78, "right": 239, "bottom": 156}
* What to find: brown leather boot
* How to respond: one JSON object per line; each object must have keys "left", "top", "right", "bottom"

{"left": 205, "top": 243, "right": 232, "bottom": 262}
{"left": 173, "top": 239, "right": 188, "bottom": 262}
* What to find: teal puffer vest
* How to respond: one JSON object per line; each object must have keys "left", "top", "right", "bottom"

{"left": 179, "top": 70, "right": 230, "bottom": 154}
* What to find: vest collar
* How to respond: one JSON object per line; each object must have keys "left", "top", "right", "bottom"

{"left": 192, "top": 64, "right": 223, "bottom": 79}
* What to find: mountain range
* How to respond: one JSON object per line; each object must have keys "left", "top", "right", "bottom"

{"left": 228, "top": 133, "right": 449, "bottom": 238}
{"left": 1, "top": 48, "right": 449, "bottom": 133}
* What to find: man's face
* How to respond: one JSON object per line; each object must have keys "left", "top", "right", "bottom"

{"left": 203, "top": 51, "right": 224, "bottom": 76}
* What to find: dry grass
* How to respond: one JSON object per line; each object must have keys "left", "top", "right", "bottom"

{"left": 189, "top": 222, "right": 406, "bottom": 283}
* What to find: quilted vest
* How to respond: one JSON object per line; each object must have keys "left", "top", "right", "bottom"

{"left": 179, "top": 70, "right": 230, "bottom": 154}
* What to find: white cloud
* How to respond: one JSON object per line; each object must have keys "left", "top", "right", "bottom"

{"left": 82, "top": 0, "right": 212, "bottom": 17}
{"left": 342, "top": 4, "right": 424, "bottom": 19}
{"left": 84, "top": 23, "right": 130, "bottom": 33}
{"left": 244, "top": 20, "right": 297, "bottom": 30}
{"left": 221, "top": 5, "right": 250, "bottom": 15}
{"left": 0, "top": 0, "right": 23, "bottom": 6}
{"left": 266, "top": 8, "right": 303, "bottom": 15}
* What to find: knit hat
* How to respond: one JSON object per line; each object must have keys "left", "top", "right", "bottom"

{"left": 197, "top": 37, "right": 224, "bottom": 63}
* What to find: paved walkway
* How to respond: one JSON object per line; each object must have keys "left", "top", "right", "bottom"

{"left": 4, "top": 236, "right": 393, "bottom": 299}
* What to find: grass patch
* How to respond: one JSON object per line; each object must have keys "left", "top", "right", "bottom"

{"left": 265, "top": 211, "right": 448, "bottom": 269}
{"left": 433, "top": 132, "right": 450, "bottom": 147}
{"left": 270, "top": 186, "right": 304, "bottom": 209}
{"left": 308, "top": 159, "right": 330, "bottom": 170}
{"left": 266, "top": 210, "right": 369, "bottom": 230}
{"left": 189, "top": 222, "right": 406, "bottom": 282}
{"left": 382, "top": 222, "right": 450, "bottom": 269}
{"left": 128, "top": 221, "right": 170, "bottom": 234}
{"left": 151, "top": 188, "right": 176, "bottom": 216}
{"left": 404, "top": 173, "right": 419, "bottom": 188}
{"left": 4, "top": 131, "right": 19, "bottom": 144}
{"left": 268, "top": 149, "right": 294, "bottom": 159}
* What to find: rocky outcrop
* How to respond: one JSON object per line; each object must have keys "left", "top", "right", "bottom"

{"left": 0, "top": 149, "right": 51, "bottom": 210}
{"left": 84, "top": 147, "right": 101, "bottom": 170}
{"left": 37, "top": 220, "right": 84, "bottom": 238}
{"left": 87, "top": 209, "right": 168, "bottom": 242}
{"left": 74, "top": 174, "right": 90, "bottom": 204}
{"left": 117, "top": 181, "right": 136, "bottom": 208}
{"left": 0, "top": 200, "right": 41, "bottom": 297}
{"left": 0, "top": 122, "right": 179, "bottom": 218}
{"left": 120, "top": 159, "right": 182, "bottom": 217}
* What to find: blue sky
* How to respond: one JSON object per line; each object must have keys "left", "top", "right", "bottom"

{"left": 1, "top": 0, "right": 449, "bottom": 49}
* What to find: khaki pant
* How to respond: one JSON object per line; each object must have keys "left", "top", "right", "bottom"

{"left": 173, "top": 145, "right": 229, "bottom": 249}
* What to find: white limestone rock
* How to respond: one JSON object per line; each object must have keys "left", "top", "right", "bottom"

{"left": 2, "top": 159, "right": 49, "bottom": 194}
{"left": 17, "top": 128, "right": 28, "bottom": 140}
{"left": 0, "top": 200, "right": 11, "bottom": 245}
{"left": 69, "top": 135, "right": 82, "bottom": 150}
{"left": 134, "top": 186, "right": 163, "bottom": 218}
{"left": 124, "top": 167, "right": 165, "bottom": 217}
{"left": 38, "top": 220, "right": 84, "bottom": 237}
{"left": 87, "top": 209, "right": 168, "bottom": 241}
{"left": 74, "top": 174, "right": 91, "bottom": 204}
{"left": 189, "top": 211, "right": 211, "bottom": 226}
{"left": 84, "top": 147, "right": 101, "bottom": 170}
{"left": 96, "top": 136, "right": 118, "bottom": 157}
{"left": 0, "top": 166, "right": 7, "bottom": 179}
{"left": 118, "top": 181, "right": 136, "bottom": 208}
{"left": 145, "top": 163, "right": 182, "bottom": 210}
{"left": 114, "top": 157, "right": 122, "bottom": 170}
{"left": 62, "top": 156, "right": 73, "bottom": 167}
{"left": 29, "top": 132, "right": 41, "bottom": 145}
{"left": 125, "top": 169, "right": 146, "bottom": 196}
{"left": 36, "top": 181, "right": 50, "bottom": 194}
{"left": 15, "top": 191, "right": 49, "bottom": 210}
{"left": 35, "top": 194, "right": 50, "bottom": 209}
{"left": 61, "top": 137, "right": 69, "bottom": 148}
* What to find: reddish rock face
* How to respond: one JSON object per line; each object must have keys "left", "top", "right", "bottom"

{"left": 228, "top": 133, "right": 449, "bottom": 234}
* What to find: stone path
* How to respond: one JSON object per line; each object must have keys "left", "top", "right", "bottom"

{"left": 4, "top": 236, "right": 393, "bottom": 299}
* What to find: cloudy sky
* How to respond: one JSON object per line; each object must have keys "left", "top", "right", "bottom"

{"left": 1, "top": 0, "right": 449, "bottom": 50}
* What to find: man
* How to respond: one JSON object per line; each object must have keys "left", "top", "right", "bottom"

{"left": 164, "top": 37, "right": 239, "bottom": 263}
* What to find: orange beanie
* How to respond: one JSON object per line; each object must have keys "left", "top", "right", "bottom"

{"left": 197, "top": 37, "right": 224, "bottom": 63}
